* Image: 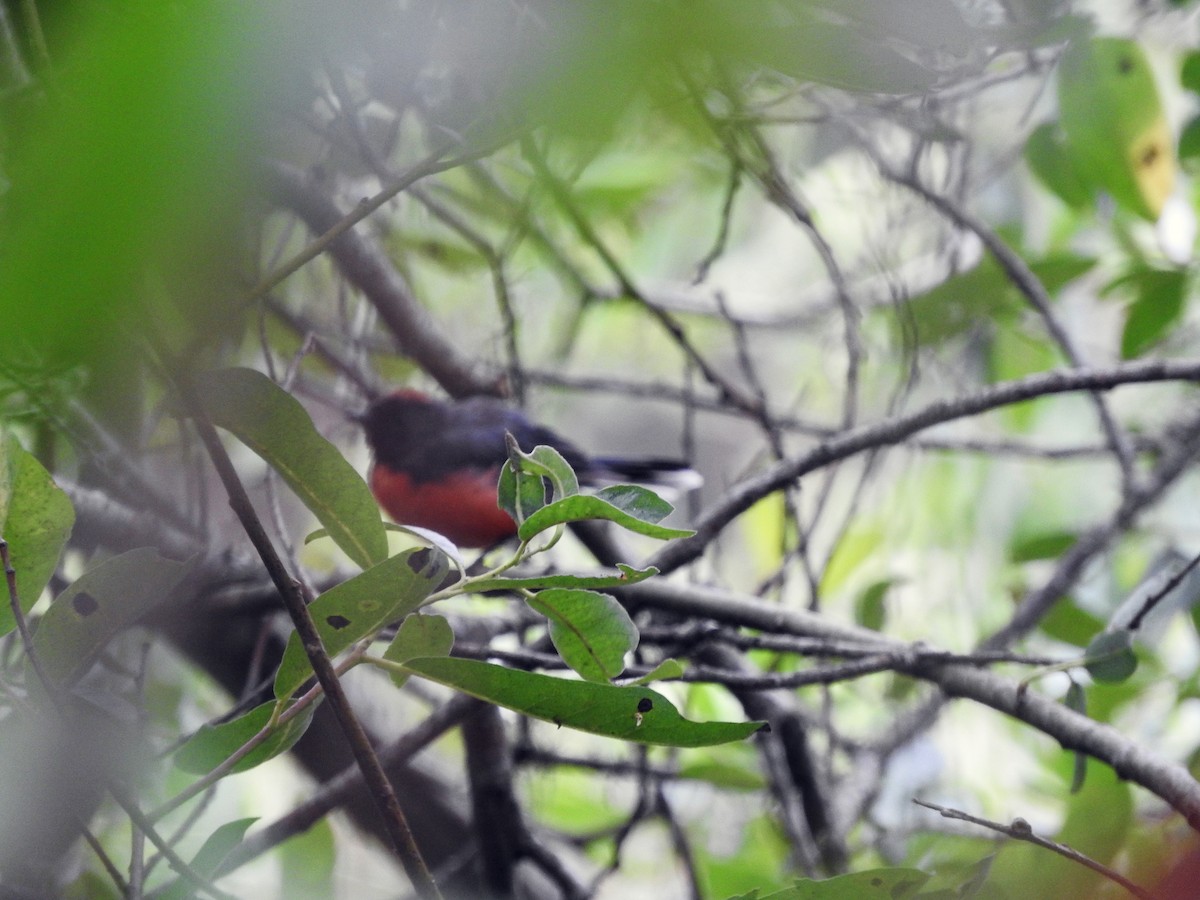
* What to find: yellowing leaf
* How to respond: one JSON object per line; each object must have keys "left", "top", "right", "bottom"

{"left": 1058, "top": 38, "right": 1176, "bottom": 219}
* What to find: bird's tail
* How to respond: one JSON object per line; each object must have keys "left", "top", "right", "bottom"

{"left": 587, "top": 457, "right": 704, "bottom": 492}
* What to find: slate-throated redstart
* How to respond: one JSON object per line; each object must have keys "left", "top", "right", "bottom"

{"left": 360, "top": 390, "right": 700, "bottom": 547}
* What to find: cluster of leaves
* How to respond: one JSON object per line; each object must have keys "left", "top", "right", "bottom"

{"left": 0, "top": 365, "right": 777, "bottom": 894}
{"left": 9, "top": 0, "right": 1200, "bottom": 897}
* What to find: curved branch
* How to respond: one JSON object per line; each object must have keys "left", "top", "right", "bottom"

{"left": 649, "top": 359, "right": 1200, "bottom": 574}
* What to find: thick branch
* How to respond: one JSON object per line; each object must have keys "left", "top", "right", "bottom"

{"left": 262, "top": 160, "right": 500, "bottom": 399}
{"left": 623, "top": 579, "right": 1200, "bottom": 831}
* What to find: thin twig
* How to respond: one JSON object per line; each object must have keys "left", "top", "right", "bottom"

{"left": 163, "top": 359, "right": 442, "bottom": 898}
{"left": 884, "top": 164, "right": 1137, "bottom": 487}
{"left": 913, "top": 799, "right": 1155, "bottom": 900}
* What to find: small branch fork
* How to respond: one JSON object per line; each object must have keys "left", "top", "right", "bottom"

{"left": 158, "top": 355, "right": 442, "bottom": 898}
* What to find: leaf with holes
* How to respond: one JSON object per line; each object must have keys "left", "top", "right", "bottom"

{"left": 527, "top": 589, "right": 638, "bottom": 682}
{"left": 1059, "top": 38, "right": 1175, "bottom": 219}
{"left": 193, "top": 367, "right": 387, "bottom": 570}
{"left": 33, "top": 548, "right": 193, "bottom": 688}
{"left": 403, "top": 656, "right": 764, "bottom": 747}
{"left": 273, "top": 547, "right": 448, "bottom": 700}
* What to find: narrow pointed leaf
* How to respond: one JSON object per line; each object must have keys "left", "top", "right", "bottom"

{"left": 1065, "top": 681, "right": 1088, "bottom": 793}
{"left": 192, "top": 367, "right": 387, "bottom": 569}
{"left": 1120, "top": 268, "right": 1188, "bottom": 358}
{"left": 519, "top": 493, "right": 693, "bottom": 542}
{"left": 526, "top": 589, "right": 638, "bottom": 682}
{"left": 0, "top": 435, "right": 75, "bottom": 637}
{"left": 156, "top": 817, "right": 258, "bottom": 900}
{"left": 34, "top": 548, "right": 193, "bottom": 687}
{"left": 631, "top": 658, "right": 685, "bottom": 685}
{"left": 274, "top": 547, "right": 448, "bottom": 699}
{"left": 403, "top": 656, "right": 764, "bottom": 747}
{"left": 175, "top": 701, "right": 315, "bottom": 775}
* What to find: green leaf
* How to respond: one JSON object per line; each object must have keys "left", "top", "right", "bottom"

{"left": 898, "top": 254, "right": 1094, "bottom": 347}
{"left": 156, "top": 817, "right": 258, "bottom": 900}
{"left": 897, "top": 260, "right": 1015, "bottom": 345}
{"left": 383, "top": 613, "right": 454, "bottom": 688}
{"left": 1058, "top": 37, "right": 1175, "bottom": 219}
{"left": 1031, "top": 254, "right": 1099, "bottom": 294}
{"left": 1180, "top": 116, "right": 1200, "bottom": 168}
{"left": 1058, "top": 760, "right": 1132, "bottom": 870}
{"left": 403, "top": 656, "right": 764, "bottom": 747}
{"left": 174, "top": 701, "right": 316, "bottom": 775}
{"left": 1010, "top": 530, "right": 1076, "bottom": 563}
{"left": 631, "top": 658, "right": 686, "bottom": 685}
{"left": 280, "top": 815, "right": 335, "bottom": 896}
{"left": 518, "top": 493, "right": 693, "bottom": 542}
{"left": 468, "top": 563, "right": 659, "bottom": 593}
{"left": 594, "top": 484, "right": 674, "bottom": 523}
{"left": 854, "top": 579, "right": 894, "bottom": 631}
{"left": 274, "top": 547, "right": 449, "bottom": 700}
{"left": 0, "top": 435, "right": 75, "bottom": 637}
{"left": 0, "top": 3, "right": 262, "bottom": 370}
{"left": 33, "top": 548, "right": 193, "bottom": 688}
{"left": 1085, "top": 629, "right": 1138, "bottom": 683}
{"left": 526, "top": 589, "right": 638, "bottom": 682}
{"left": 192, "top": 367, "right": 387, "bottom": 570}
{"left": 1040, "top": 599, "right": 1105, "bottom": 647}
{"left": 1064, "top": 681, "right": 1088, "bottom": 793}
{"left": 1182, "top": 50, "right": 1200, "bottom": 93}
{"left": 1025, "top": 122, "right": 1094, "bottom": 209}
{"left": 1119, "top": 269, "right": 1188, "bottom": 358}
{"left": 498, "top": 441, "right": 581, "bottom": 529}
{"left": 497, "top": 458, "right": 550, "bottom": 526}
{"left": 727, "top": 867, "right": 929, "bottom": 899}
{"left": 678, "top": 757, "right": 766, "bottom": 791}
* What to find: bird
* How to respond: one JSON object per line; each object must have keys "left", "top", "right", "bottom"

{"left": 359, "top": 389, "right": 700, "bottom": 547}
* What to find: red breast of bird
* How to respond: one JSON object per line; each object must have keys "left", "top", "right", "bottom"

{"left": 359, "top": 390, "right": 700, "bottom": 547}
